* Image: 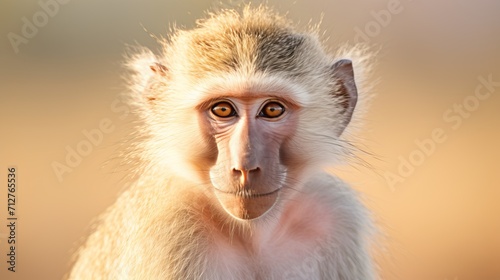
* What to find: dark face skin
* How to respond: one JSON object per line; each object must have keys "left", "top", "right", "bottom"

{"left": 197, "top": 92, "right": 300, "bottom": 220}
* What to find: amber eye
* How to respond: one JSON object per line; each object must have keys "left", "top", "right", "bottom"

{"left": 259, "top": 102, "right": 285, "bottom": 118}
{"left": 211, "top": 102, "right": 236, "bottom": 118}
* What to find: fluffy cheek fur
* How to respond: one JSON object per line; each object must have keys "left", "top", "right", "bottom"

{"left": 142, "top": 105, "right": 217, "bottom": 184}
{"left": 278, "top": 91, "right": 351, "bottom": 186}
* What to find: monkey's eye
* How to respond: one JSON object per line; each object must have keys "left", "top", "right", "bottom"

{"left": 211, "top": 102, "right": 236, "bottom": 118}
{"left": 259, "top": 102, "right": 285, "bottom": 118}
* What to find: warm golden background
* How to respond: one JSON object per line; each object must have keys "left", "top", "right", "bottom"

{"left": 0, "top": 0, "right": 499, "bottom": 279}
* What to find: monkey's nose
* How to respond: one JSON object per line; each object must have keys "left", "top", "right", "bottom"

{"left": 232, "top": 167, "right": 260, "bottom": 185}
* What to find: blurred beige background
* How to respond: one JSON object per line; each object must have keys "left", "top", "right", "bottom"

{"left": 0, "top": 0, "right": 499, "bottom": 279}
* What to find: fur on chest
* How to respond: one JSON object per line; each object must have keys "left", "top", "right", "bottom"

{"left": 203, "top": 193, "right": 336, "bottom": 279}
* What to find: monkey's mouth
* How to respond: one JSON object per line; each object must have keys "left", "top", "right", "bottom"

{"left": 215, "top": 188, "right": 281, "bottom": 198}
{"left": 213, "top": 187, "right": 281, "bottom": 220}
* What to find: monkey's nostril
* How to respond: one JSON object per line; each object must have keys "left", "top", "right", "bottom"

{"left": 232, "top": 168, "right": 242, "bottom": 175}
{"left": 249, "top": 167, "right": 260, "bottom": 173}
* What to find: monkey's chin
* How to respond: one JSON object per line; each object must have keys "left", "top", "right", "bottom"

{"left": 213, "top": 188, "right": 280, "bottom": 220}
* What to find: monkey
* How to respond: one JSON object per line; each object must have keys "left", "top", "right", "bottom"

{"left": 68, "top": 5, "right": 376, "bottom": 280}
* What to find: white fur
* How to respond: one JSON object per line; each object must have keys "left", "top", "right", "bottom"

{"left": 69, "top": 5, "right": 376, "bottom": 280}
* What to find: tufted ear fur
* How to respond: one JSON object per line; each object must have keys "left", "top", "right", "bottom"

{"left": 150, "top": 62, "right": 168, "bottom": 77}
{"left": 125, "top": 49, "right": 169, "bottom": 105}
{"left": 139, "top": 62, "right": 167, "bottom": 103}
{"left": 331, "top": 59, "right": 358, "bottom": 136}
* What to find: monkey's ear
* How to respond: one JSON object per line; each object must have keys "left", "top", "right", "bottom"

{"left": 331, "top": 59, "right": 358, "bottom": 136}
{"left": 150, "top": 62, "right": 168, "bottom": 77}
{"left": 143, "top": 62, "right": 168, "bottom": 103}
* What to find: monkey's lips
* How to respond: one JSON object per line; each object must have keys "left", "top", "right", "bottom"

{"left": 214, "top": 188, "right": 280, "bottom": 220}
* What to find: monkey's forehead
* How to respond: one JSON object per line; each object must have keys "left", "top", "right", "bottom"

{"left": 179, "top": 72, "right": 313, "bottom": 106}
{"left": 165, "top": 6, "right": 330, "bottom": 80}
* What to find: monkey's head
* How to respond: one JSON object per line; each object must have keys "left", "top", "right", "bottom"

{"left": 128, "top": 6, "right": 365, "bottom": 220}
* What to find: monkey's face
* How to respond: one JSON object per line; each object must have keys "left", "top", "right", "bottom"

{"left": 199, "top": 94, "right": 300, "bottom": 220}
{"left": 136, "top": 47, "right": 357, "bottom": 221}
